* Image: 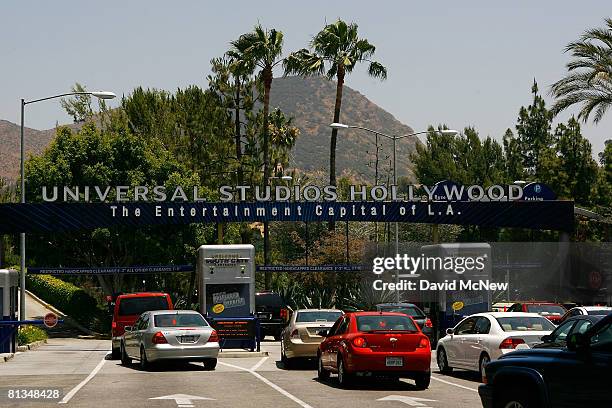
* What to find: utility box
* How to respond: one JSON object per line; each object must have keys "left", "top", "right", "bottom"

{"left": 197, "top": 244, "right": 255, "bottom": 318}
{"left": 0, "top": 269, "right": 19, "bottom": 354}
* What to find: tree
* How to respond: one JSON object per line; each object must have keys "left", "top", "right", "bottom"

{"left": 515, "top": 81, "right": 554, "bottom": 177}
{"left": 60, "top": 83, "right": 95, "bottom": 123}
{"left": 284, "top": 19, "right": 387, "bottom": 197}
{"left": 229, "top": 25, "right": 285, "bottom": 289}
{"left": 550, "top": 18, "right": 612, "bottom": 123}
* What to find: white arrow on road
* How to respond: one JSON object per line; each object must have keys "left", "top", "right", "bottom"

{"left": 377, "top": 395, "right": 437, "bottom": 407}
{"left": 150, "top": 394, "right": 215, "bottom": 407}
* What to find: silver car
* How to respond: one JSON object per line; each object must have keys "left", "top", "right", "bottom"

{"left": 120, "top": 310, "right": 219, "bottom": 370}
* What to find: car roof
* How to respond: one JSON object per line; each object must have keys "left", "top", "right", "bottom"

{"left": 376, "top": 303, "right": 418, "bottom": 307}
{"left": 148, "top": 309, "right": 200, "bottom": 315}
{"left": 577, "top": 306, "right": 612, "bottom": 311}
{"left": 472, "top": 312, "right": 544, "bottom": 318}
{"left": 564, "top": 314, "right": 605, "bottom": 323}
{"left": 117, "top": 292, "right": 169, "bottom": 298}
{"left": 514, "top": 301, "right": 563, "bottom": 305}
{"left": 295, "top": 309, "right": 343, "bottom": 313}
{"left": 348, "top": 311, "right": 410, "bottom": 317}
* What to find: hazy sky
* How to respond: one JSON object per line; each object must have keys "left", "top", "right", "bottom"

{"left": 1, "top": 1, "right": 610, "bottom": 156}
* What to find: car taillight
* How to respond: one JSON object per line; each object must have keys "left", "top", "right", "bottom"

{"left": 424, "top": 318, "right": 433, "bottom": 328}
{"left": 417, "top": 336, "right": 429, "bottom": 348}
{"left": 280, "top": 308, "right": 289, "bottom": 320}
{"left": 152, "top": 331, "right": 168, "bottom": 344}
{"left": 208, "top": 330, "right": 219, "bottom": 343}
{"left": 352, "top": 337, "right": 367, "bottom": 348}
{"left": 499, "top": 337, "right": 525, "bottom": 349}
{"left": 112, "top": 321, "right": 117, "bottom": 329}
{"left": 290, "top": 329, "right": 300, "bottom": 339}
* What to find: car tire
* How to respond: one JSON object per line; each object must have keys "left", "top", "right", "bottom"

{"left": 317, "top": 354, "right": 330, "bottom": 380}
{"left": 479, "top": 353, "right": 491, "bottom": 382}
{"left": 140, "top": 346, "right": 150, "bottom": 371}
{"left": 437, "top": 348, "right": 453, "bottom": 374}
{"left": 414, "top": 371, "right": 431, "bottom": 390}
{"left": 120, "top": 342, "right": 131, "bottom": 366}
{"left": 337, "top": 356, "right": 352, "bottom": 388}
{"left": 203, "top": 358, "right": 217, "bottom": 370}
{"left": 496, "top": 387, "right": 534, "bottom": 408}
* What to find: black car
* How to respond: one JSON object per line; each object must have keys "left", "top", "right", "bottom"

{"left": 479, "top": 313, "right": 612, "bottom": 408}
{"left": 532, "top": 314, "right": 605, "bottom": 349}
{"left": 375, "top": 303, "right": 433, "bottom": 339}
{"left": 255, "top": 291, "right": 289, "bottom": 340}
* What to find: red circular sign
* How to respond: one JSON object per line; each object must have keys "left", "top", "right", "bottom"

{"left": 589, "top": 271, "right": 603, "bottom": 290}
{"left": 44, "top": 312, "right": 58, "bottom": 328}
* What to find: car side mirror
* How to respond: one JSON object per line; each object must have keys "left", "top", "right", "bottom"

{"left": 446, "top": 328, "right": 454, "bottom": 335}
{"left": 567, "top": 332, "right": 588, "bottom": 351}
{"left": 541, "top": 334, "right": 552, "bottom": 343}
{"left": 317, "top": 329, "right": 328, "bottom": 337}
{"left": 124, "top": 326, "right": 133, "bottom": 332}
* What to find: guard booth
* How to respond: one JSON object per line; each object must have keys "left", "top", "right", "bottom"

{"left": 0, "top": 269, "right": 19, "bottom": 354}
{"left": 197, "top": 245, "right": 259, "bottom": 350}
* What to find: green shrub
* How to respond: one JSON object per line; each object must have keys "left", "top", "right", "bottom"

{"left": 26, "top": 274, "right": 99, "bottom": 329}
{"left": 17, "top": 325, "right": 48, "bottom": 346}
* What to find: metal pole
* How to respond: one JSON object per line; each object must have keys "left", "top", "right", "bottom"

{"left": 393, "top": 136, "right": 400, "bottom": 303}
{"left": 19, "top": 99, "right": 26, "bottom": 321}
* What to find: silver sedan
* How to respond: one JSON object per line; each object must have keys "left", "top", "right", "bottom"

{"left": 120, "top": 310, "right": 219, "bottom": 370}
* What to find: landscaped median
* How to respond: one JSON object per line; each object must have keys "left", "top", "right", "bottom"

{"left": 26, "top": 274, "right": 110, "bottom": 333}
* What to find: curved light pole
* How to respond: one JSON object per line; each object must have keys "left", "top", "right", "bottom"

{"left": 19, "top": 90, "right": 116, "bottom": 320}
{"left": 330, "top": 122, "right": 458, "bottom": 302}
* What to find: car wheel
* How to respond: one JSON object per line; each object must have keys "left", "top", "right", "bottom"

{"left": 120, "top": 342, "right": 131, "bottom": 366}
{"left": 414, "top": 371, "right": 431, "bottom": 390}
{"left": 140, "top": 346, "right": 149, "bottom": 371}
{"left": 337, "top": 356, "right": 352, "bottom": 388}
{"left": 496, "top": 388, "right": 533, "bottom": 408}
{"left": 317, "top": 354, "right": 330, "bottom": 380}
{"left": 479, "top": 353, "right": 491, "bottom": 381}
{"left": 203, "top": 358, "right": 217, "bottom": 370}
{"left": 437, "top": 348, "right": 453, "bottom": 374}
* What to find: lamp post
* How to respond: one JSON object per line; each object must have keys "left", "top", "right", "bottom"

{"left": 330, "top": 123, "right": 458, "bottom": 302}
{"left": 19, "top": 90, "right": 116, "bottom": 320}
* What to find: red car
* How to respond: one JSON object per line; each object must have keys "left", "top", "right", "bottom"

{"left": 507, "top": 302, "right": 566, "bottom": 324}
{"left": 109, "top": 292, "right": 173, "bottom": 359}
{"left": 317, "top": 311, "right": 431, "bottom": 389}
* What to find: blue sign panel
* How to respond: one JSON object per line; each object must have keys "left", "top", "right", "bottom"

{"left": 27, "top": 265, "right": 193, "bottom": 275}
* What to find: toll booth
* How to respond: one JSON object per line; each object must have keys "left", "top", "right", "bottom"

{"left": 0, "top": 269, "right": 19, "bottom": 354}
{"left": 197, "top": 245, "right": 258, "bottom": 350}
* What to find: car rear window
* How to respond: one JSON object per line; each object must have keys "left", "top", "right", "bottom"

{"left": 378, "top": 306, "right": 425, "bottom": 318}
{"left": 296, "top": 311, "right": 342, "bottom": 323}
{"left": 496, "top": 316, "right": 556, "bottom": 331}
{"left": 118, "top": 296, "right": 169, "bottom": 316}
{"left": 256, "top": 293, "right": 286, "bottom": 307}
{"left": 154, "top": 313, "right": 208, "bottom": 327}
{"left": 526, "top": 304, "right": 565, "bottom": 315}
{"left": 586, "top": 309, "right": 612, "bottom": 316}
{"left": 356, "top": 315, "right": 418, "bottom": 332}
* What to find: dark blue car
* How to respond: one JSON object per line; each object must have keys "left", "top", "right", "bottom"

{"left": 479, "top": 313, "right": 612, "bottom": 408}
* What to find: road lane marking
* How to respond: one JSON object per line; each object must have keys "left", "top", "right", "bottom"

{"left": 219, "top": 361, "right": 314, "bottom": 408}
{"left": 150, "top": 393, "right": 215, "bottom": 408}
{"left": 58, "top": 356, "right": 106, "bottom": 404}
{"left": 250, "top": 356, "right": 268, "bottom": 371}
{"left": 430, "top": 374, "right": 478, "bottom": 392}
{"left": 377, "top": 395, "right": 437, "bottom": 406}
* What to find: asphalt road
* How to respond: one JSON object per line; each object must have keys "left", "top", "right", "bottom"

{"left": 0, "top": 339, "right": 483, "bottom": 408}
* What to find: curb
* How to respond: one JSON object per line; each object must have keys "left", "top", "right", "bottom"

{"left": 26, "top": 290, "right": 105, "bottom": 338}
{"left": 16, "top": 339, "right": 48, "bottom": 353}
{"left": 1, "top": 353, "right": 14, "bottom": 363}
{"left": 219, "top": 350, "right": 269, "bottom": 358}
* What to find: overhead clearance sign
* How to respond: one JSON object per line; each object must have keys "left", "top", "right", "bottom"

{"left": 0, "top": 180, "right": 573, "bottom": 233}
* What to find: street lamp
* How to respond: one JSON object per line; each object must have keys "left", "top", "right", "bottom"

{"left": 19, "top": 90, "right": 116, "bottom": 320}
{"left": 330, "top": 122, "right": 458, "bottom": 302}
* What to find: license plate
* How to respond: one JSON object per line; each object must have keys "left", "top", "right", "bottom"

{"left": 257, "top": 313, "right": 271, "bottom": 320}
{"left": 386, "top": 357, "right": 403, "bottom": 367}
{"left": 179, "top": 335, "right": 196, "bottom": 343}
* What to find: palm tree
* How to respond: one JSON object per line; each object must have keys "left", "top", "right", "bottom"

{"left": 285, "top": 19, "right": 387, "bottom": 199}
{"left": 550, "top": 18, "right": 612, "bottom": 123}
{"left": 230, "top": 25, "right": 284, "bottom": 289}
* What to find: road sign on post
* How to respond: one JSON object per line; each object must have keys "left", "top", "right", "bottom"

{"left": 44, "top": 312, "right": 58, "bottom": 328}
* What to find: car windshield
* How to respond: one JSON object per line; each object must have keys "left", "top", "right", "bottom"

{"left": 378, "top": 306, "right": 425, "bottom": 318}
{"left": 496, "top": 316, "right": 556, "bottom": 331}
{"left": 256, "top": 293, "right": 286, "bottom": 307}
{"left": 296, "top": 311, "right": 342, "bottom": 323}
{"left": 526, "top": 304, "right": 565, "bottom": 315}
{"left": 586, "top": 309, "right": 612, "bottom": 316}
{"left": 154, "top": 313, "right": 208, "bottom": 327}
{"left": 118, "top": 296, "right": 169, "bottom": 316}
{"left": 357, "top": 315, "right": 418, "bottom": 332}
{"left": 590, "top": 321, "right": 612, "bottom": 349}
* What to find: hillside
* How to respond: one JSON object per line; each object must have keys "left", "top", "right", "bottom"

{"left": 0, "top": 77, "right": 416, "bottom": 182}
